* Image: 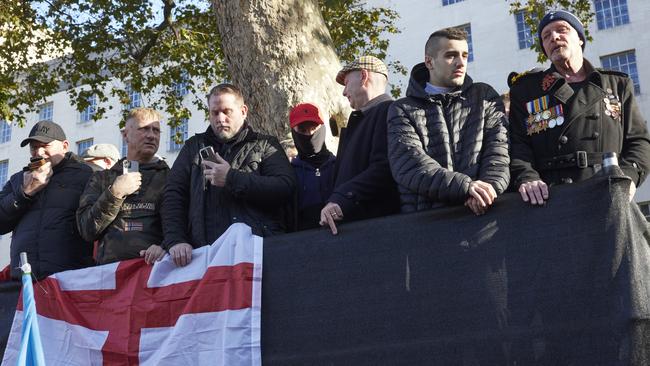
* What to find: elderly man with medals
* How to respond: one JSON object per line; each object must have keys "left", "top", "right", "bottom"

{"left": 508, "top": 10, "right": 650, "bottom": 205}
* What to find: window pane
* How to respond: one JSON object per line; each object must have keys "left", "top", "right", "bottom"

{"left": 515, "top": 11, "right": 535, "bottom": 50}
{"left": 174, "top": 71, "right": 189, "bottom": 98}
{"left": 600, "top": 50, "right": 641, "bottom": 94}
{"left": 77, "top": 138, "right": 94, "bottom": 155}
{"left": 594, "top": 0, "right": 630, "bottom": 30}
{"left": 122, "top": 136, "right": 128, "bottom": 158}
{"left": 80, "top": 95, "right": 97, "bottom": 123}
{"left": 454, "top": 24, "right": 474, "bottom": 62}
{"left": 125, "top": 83, "right": 142, "bottom": 109}
{"left": 0, "top": 160, "right": 8, "bottom": 185}
{"left": 169, "top": 119, "right": 189, "bottom": 152}
{"left": 0, "top": 121, "right": 11, "bottom": 143}
{"left": 38, "top": 102, "right": 53, "bottom": 122}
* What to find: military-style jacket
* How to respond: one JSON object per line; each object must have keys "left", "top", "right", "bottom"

{"left": 509, "top": 60, "right": 650, "bottom": 188}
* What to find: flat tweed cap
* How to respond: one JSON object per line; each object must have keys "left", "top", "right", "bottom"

{"left": 336, "top": 55, "right": 388, "bottom": 85}
{"left": 82, "top": 143, "right": 121, "bottom": 162}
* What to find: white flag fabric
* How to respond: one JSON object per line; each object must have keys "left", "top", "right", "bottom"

{"left": 2, "top": 223, "right": 263, "bottom": 366}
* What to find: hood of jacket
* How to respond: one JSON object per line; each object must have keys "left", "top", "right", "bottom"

{"left": 406, "top": 62, "right": 474, "bottom": 100}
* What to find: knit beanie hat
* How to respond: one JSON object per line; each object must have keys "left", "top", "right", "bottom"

{"left": 537, "top": 10, "right": 585, "bottom": 55}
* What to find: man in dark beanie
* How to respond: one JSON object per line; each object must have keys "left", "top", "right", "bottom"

{"left": 0, "top": 121, "right": 93, "bottom": 279}
{"left": 289, "top": 103, "right": 336, "bottom": 230}
{"left": 509, "top": 9, "right": 650, "bottom": 205}
{"left": 507, "top": 9, "right": 650, "bottom": 365}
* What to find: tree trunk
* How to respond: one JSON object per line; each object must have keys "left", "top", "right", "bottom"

{"left": 211, "top": 0, "right": 350, "bottom": 142}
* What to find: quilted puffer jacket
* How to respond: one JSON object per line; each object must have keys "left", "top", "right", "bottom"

{"left": 387, "top": 63, "right": 510, "bottom": 213}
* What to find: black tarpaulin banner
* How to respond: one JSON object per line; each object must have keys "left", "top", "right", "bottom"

{"left": 0, "top": 172, "right": 647, "bottom": 365}
{"left": 262, "top": 173, "right": 650, "bottom": 365}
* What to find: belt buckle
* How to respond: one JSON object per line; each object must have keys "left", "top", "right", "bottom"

{"left": 576, "top": 151, "right": 588, "bottom": 168}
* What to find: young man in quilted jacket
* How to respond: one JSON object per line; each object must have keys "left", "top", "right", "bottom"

{"left": 387, "top": 27, "right": 510, "bottom": 215}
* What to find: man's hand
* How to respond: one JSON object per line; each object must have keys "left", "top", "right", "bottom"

{"left": 465, "top": 196, "right": 487, "bottom": 216}
{"left": 468, "top": 180, "right": 497, "bottom": 208}
{"left": 168, "top": 243, "right": 193, "bottom": 267}
{"left": 319, "top": 202, "right": 344, "bottom": 235}
{"left": 202, "top": 153, "right": 231, "bottom": 187}
{"left": 139, "top": 244, "right": 166, "bottom": 265}
{"left": 111, "top": 172, "right": 142, "bottom": 199}
{"left": 518, "top": 180, "right": 549, "bottom": 205}
{"left": 22, "top": 161, "right": 53, "bottom": 196}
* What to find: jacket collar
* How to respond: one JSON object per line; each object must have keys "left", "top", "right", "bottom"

{"left": 545, "top": 59, "right": 602, "bottom": 104}
{"left": 406, "top": 62, "right": 473, "bottom": 100}
{"left": 360, "top": 93, "right": 393, "bottom": 113}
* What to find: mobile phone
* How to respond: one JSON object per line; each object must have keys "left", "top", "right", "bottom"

{"left": 122, "top": 160, "right": 139, "bottom": 175}
{"left": 199, "top": 146, "right": 218, "bottom": 163}
{"left": 26, "top": 157, "right": 46, "bottom": 171}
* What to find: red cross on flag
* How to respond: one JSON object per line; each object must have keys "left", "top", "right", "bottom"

{"left": 2, "top": 223, "right": 262, "bottom": 366}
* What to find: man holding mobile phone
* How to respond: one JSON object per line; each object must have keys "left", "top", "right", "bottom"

{"left": 77, "top": 108, "right": 170, "bottom": 265}
{"left": 0, "top": 120, "right": 94, "bottom": 279}
{"left": 161, "top": 83, "right": 296, "bottom": 267}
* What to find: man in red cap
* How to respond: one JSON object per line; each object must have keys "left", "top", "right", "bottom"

{"left": 289, "top": 103, "right": 335, "bottom": 230}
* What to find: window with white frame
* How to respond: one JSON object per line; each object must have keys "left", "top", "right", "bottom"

{"left": 594, "top": 0, "right": 629, "bottom": 30}
{"left": 173, "top": 72, "right": 189, "bottom": 98}
{"left": 80, "top": 94, "right": 97, "bottom": 123}
{"left": 455, "top": 24, "right": 474, "bottom": 62}
{"left": 601, "top": 50, "right": 641, "bottom": 94}
{"left": 77, "top": 138, "right": 94, "bottom": 156}
{"left": 0, "top": 160, "right": 8, "bottom": 185}
{"left": 125, "top": 83, "right": 142, "bottom": 109}
{"left": 38, "top": 102, "right": 53, "bottom": 122}
{"left": 515, "top": 11, "right": 535, "bottom": 49}
{"left": 121, "top": 135, "right": 128, "bottom": 158}
{"left": 442, "top": 0, "right": 464, "bottom": 5}
{"left": 169, "top": 118, "right": 188, "bottom": 152}
{"left": 0, "top": 121, "right": 11, "bottom": 143}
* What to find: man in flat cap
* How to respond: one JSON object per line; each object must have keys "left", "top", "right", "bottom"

{"left": 387, "top": 27, "right": 510, "bottom": 216}
{"left": 81, "top": 143, "right": 121, "bottom": 171}
{"left": 0, "top": 120, "right": 93, "bottom": 279}
{"left": 509, "top": 10, "right": 650, "bottom": 205}
{"left": 319, "top": 55, "right": 400, "bottom": 234}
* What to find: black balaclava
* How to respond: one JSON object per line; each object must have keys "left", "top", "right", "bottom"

{"left": 291, "top": 125, "right": 331, "bottom": 167}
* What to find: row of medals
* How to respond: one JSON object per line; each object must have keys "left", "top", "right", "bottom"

{"left": 526, "top": 104, "right": 564, "bottom": 135}
{"left": 603, "top": 94, "right": 621, "bottom": 119}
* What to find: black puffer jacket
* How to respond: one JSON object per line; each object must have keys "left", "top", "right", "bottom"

{"left": 161, "top": 125, "right": 296, "bottom": 249}
{"left": 0, "top": 152, "right": 93, "bottom": 279}
{"left": 387, "top": 63, "right": 510, "bottom": 213}
{"left": 76, "top": 158, "right": 169, "bottom": 264}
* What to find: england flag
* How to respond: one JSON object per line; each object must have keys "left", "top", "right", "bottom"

{"left": 2, "top": 223, "right": 263, "bottom": 366}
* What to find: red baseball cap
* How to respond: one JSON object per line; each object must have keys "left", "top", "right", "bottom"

{"left": 289, "top": 103, "right": 325, "bottom": 129}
